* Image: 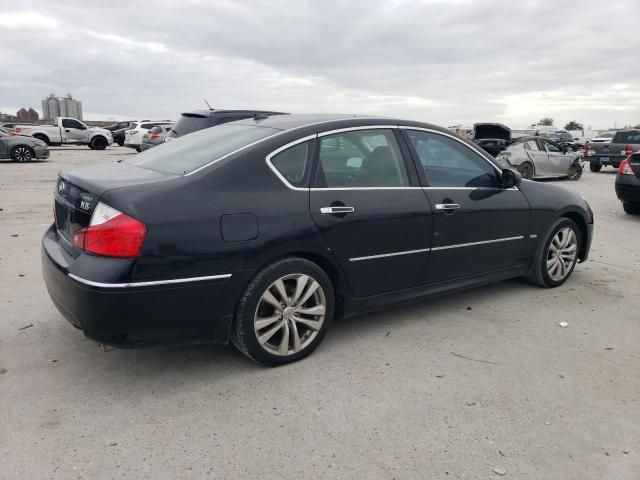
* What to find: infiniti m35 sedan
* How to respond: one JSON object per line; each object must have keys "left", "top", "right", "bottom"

{"left": 42, "top": 114, "right": 593, "bottom": 365}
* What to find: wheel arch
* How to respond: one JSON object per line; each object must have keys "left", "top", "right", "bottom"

{"left": 32, "top": 133, "right": 50, "bottom": 144}
{"left": 561, "top": 210, "right": 589, "bottom": 261}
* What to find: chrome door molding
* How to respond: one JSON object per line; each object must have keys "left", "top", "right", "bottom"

{"left": 348, "top": 235, "right": 526, "bottom": 262}
{"left": 68, "top": 273, "right": 232, "bottom": 289}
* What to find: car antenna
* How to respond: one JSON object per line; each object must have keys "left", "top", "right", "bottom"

{"left": 204, "top": 98, "right": 213, "bottom": 110}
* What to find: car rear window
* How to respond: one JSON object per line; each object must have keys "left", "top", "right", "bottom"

{"left": 169, "top": 115, "right": 216, "bottom": 137}
{"left": 128, "top": 124, "right": 280, "bottom": 175}
{"left": 613, "top": 131, "right": 640, "bottom": 143}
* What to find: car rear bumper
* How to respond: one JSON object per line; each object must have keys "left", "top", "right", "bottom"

{"left": 589, "top": 155, "right": 625, "bottom": 167}
{"left": 41, "top": 225, "right": 235, "bottom": 347}
{"left": 615, "top": 174, "right": 640, "bottom": 203}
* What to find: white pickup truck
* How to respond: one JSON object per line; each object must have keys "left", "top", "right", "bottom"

{"left": 14, "top": 117, "right": 113, "bottom": 150}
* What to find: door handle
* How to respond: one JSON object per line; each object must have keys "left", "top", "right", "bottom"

{"left": 435, "top": 203, "right": 460, "bottom": 210}
{"left": 320, "top": 206, "right": 355, "bottom": 214}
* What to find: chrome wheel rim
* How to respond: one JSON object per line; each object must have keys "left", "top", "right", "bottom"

{"left": 546, "top": 227, "right": 578, "bottom": 281}
{"left": 254, "top": 274, "right": 326, "bottom": 356}
{"left": 14, "top": 146, "right": 32, "bottom": 162}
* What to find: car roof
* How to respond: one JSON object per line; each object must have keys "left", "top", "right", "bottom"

{"left": 228, "top": 113, "right": 451, "bottom": 135}
{"left": 179, "top": 109, "right": 286, "bottom": 118}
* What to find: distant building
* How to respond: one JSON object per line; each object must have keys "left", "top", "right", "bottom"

{"left": 41, "top": 93, "right": 83, "bottom": 121}
{"left": 16, "top": 107, "right": 39, "bottom": 123}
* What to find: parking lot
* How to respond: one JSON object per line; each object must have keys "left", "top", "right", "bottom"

{"left": 1, "top": 146, "right": 639, "bottom": 479}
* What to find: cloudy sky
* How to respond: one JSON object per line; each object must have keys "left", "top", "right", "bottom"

{"left": 1, "top": 0, "right": 639, "bottom": 129}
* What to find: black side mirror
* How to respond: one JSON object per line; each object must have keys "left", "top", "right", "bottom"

{"left": 501, "top": 168, "right": 522, "bottom": 188}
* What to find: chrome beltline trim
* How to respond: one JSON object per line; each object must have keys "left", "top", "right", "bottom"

{"left": 317, "top": 125, "right": 399, "bottom": 137}
{"left": 68, "top": 273, "right": 232, "bottom": 289}
{"left": 349, "top": 236, "right": 525, "bottom": 261}
{"left": 349, "top": 248, "right": 431, "bottom": 262}
{"left": 431, "top": 236, "right": 525, "bottom": 251}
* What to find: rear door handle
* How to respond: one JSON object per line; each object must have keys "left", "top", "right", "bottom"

{"left": 435, "top": 203, "right": 460, "bottom": 210}
{"left": 320, "top": 206, "right": 355, "bottom": 214}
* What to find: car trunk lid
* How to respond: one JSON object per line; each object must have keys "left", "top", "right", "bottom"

{"left": 54, "top": 162, "right": 177, "bottom": 255}
{"left": 473, "top": 123, "right": 512, "bottom": 142}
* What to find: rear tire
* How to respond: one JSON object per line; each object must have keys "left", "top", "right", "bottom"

{"left": 10, "top": 145, "right": 34, "bottom": 162}
{"left": 232, "top": 257, "right": 334, "bottom": 366}
{"left": 516, "top": 162, "right": 534, "bottom": 180}
{"left": 623, "top": 202, "right": 640, "bottom": 215}
{"left": 90, "top": 136, "right": 107, "bottom": 150}
{"left": 589, "top": 162, "right": 602, "bottom": 172}
{"left": 33, "top": 134, "right": 49, "bottom": 146}
{"left": 526, "top": 217, "right": 581, "bottom": 288}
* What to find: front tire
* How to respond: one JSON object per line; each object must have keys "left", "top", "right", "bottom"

{"left": 10, "top": 145, "right": 34, "bottom": 162}
{"left": 623, "top": 202, "right": 640, "bottom": 215}
{"left": 567, "top": 162, "right": 583, "bottom": 181}
{"left": 589, "top": 162, "right": 602, "bottom": 172}
{"left": 526, "top": 218, "right": 581, "bottom": 288}
{"left": 517, "top": 162, "right": 534, "bottom": 180}
{"left": 232, "top": 257, "right": 334, "bottom": 366}
{"left": 90, "top": 136, "right": 107, "bottom": 150}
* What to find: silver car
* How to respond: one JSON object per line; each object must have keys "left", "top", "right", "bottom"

{"left": 496, "top": 136, "right": 583, "bottom": 181}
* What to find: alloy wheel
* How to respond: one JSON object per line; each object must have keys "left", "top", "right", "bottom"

{"left": 13, "top": 146, "right": 32, "bottom": 162}
{"left": 254, "top": 273, "right": 326, "bottom": 356}
{"left": 546, "top": 227, "right": 578, "bottom": 281}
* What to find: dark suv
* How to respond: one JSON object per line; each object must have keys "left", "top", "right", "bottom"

{"left": 164, "top": 109, "right": 286, "bottom": 141}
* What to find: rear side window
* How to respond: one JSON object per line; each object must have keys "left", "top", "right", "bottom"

{"left": 270, "top": 141, "right": 310, "bottom": 188}
{"left": 613, "top": 131, "right": 640, "bottom": 143}
{"left": 407, "top": 130, "right": 499, "bottom": 188}
{"left": 525, "top": 140, "right": 539, "bottom": 151}
{"left": 128, "top": 124, "right": 279, "bottom": 175}
{"left": 316, "top": 129, "right": 409, "bottom": 188}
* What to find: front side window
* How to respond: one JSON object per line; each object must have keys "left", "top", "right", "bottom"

{"left": 316, "top": 129, "right": 409, "bottom": 188}
{"left": 407, "top": 130, "right": 499, "bottom": 188}
{"left": 544, "top": 141, "right": 562, "bottom": 153}
{"left": 271, "top": 141, "right": 310, "bottom": 187}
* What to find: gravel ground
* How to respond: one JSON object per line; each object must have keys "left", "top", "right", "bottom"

{"left": 1, "top": 146, "right": 639, "bottom": 479}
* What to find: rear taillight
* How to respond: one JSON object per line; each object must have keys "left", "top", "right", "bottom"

{"left": 582, "top": 144, "right": 590, "bottom": 155}
{"left": 73, "top": 202, "right": 147, "bottom": 258}
{"left": 15, "top": 127, "right": 21, "bottom": 132}
{"left": 625, "top": 145, "right": 634, "bottom": 156}
{"left": 150, "top": 133, "right": 160, "bottom": 139}
{"left": 618, "top": 159, "right": 634, "bottom": 175}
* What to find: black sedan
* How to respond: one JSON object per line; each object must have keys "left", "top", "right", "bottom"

{"left": 615, "top": 152, "right": 640, "bottom": 214}
{"left": 42, "top": 114, "right": 593, "bottom": 365}
{"left": 1, "top": 130, "right": 49, "bottom": 162}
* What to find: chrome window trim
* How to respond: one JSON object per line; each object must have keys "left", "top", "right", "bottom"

{"left": 348, "top": 236, "right": 525, "bottom": 261}
{"left": 310, "top": 187, "right": 423, "bottom": 191}
{"left": 349, "top": 248, "right": 431, "bottom": 262}
{"left": 422, "top": 186, "right": 519, "bottom": 191}
{"left": 265, "top": 134, "right": 316, "bottom": 192}
{"left": 68, "top": 273, "right": 232, "bottom": 289}
{"left": 398, "top": 126, "right": 505, "bottom": 175}
{"left": 431, "top": 235, "right": 524, "bottom": 251}
{"left": 317, "top": 125, "right": 399, "bottom": 137}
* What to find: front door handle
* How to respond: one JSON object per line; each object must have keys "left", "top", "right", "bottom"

{"left": 320, "top": 206, "right": 355, "bottom": 215}
{"left": 435, "top": 203, "right": 460, "bottom": 210}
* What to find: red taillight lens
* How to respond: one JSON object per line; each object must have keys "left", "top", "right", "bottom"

{"left": 150, "top": 133, "right": 160, "bottom": 139}
{"left": 618, "top": 159, "right": 634, "bottom": 175}
{"left": 15, "top": 127, "right": 21, "bottom": 132}
{"left": 73, "top": 202, "right": 147, "bottom": 258}
{"left": 625, "top": 144, "right": 634, "bottom": 156}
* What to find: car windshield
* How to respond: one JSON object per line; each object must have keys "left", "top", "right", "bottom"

{"left": 127, "top": 123, "right": 280, "bottom": 175}
{"left": 613, "top": 131, "right": 640, "bottom": 143}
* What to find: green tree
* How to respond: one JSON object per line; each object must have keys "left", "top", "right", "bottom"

{"left": 564, "top": 121, "right": 584, "bottom": 131}
{"left": 539, "top": 117, "right": 554, "bottom": 126}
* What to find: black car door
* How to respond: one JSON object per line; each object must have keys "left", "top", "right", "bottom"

{"left": 401, "top": 128, "right": 532, "bottom": 284}
{"left": 309, "top": 127, "right": 433, "bottom": 298}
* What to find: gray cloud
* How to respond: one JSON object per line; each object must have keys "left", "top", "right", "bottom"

{"left": 1, "top": 0, "right": 639, "bottom": 129}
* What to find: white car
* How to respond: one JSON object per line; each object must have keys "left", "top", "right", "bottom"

{"left": 125, "top": 120, "right": 174, "bottom": 152}
{"left": 587, "top": 131, "right": 616, "bottom": 144}
{"left": 14, "top": 117, "right": 113, "bottom": 149}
